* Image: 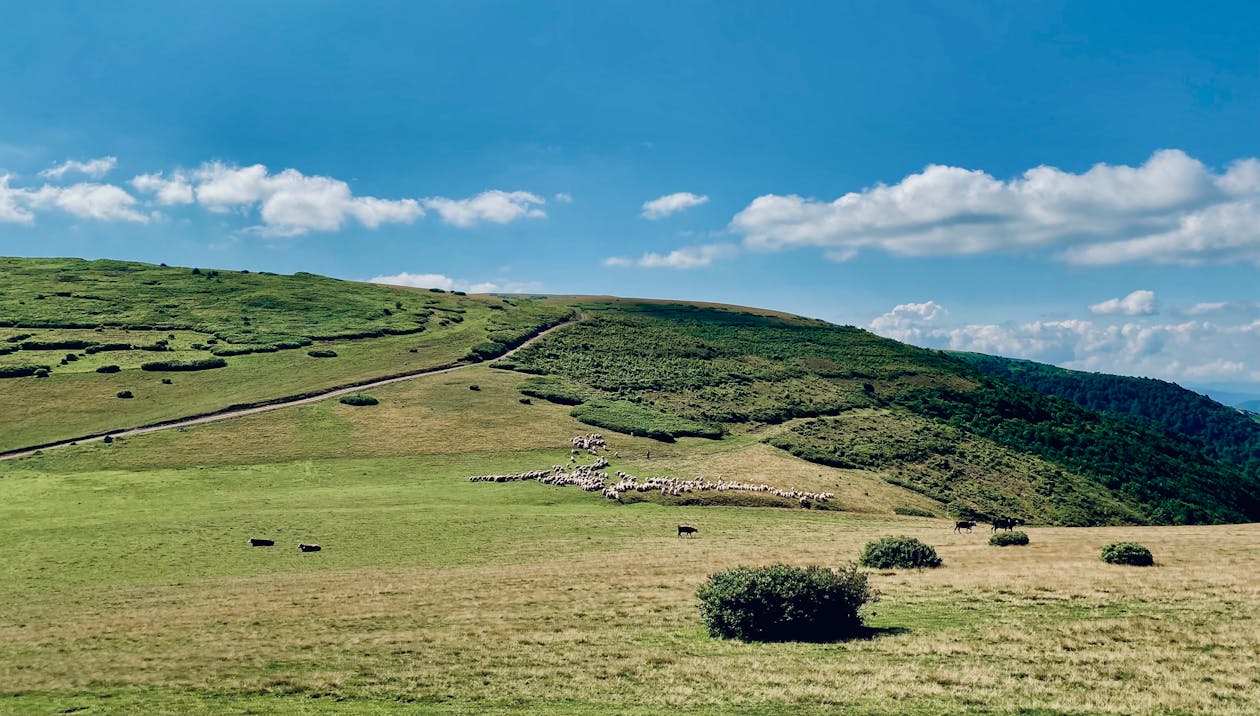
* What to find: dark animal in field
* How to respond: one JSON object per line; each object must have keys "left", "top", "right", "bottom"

{"left": 299, "top": 543, "right": 322, "bottom": 552}
{"left": 677, "top": 524, "right": 698, "bottom": 538}
{"left": 991, "top": 517, "right": 1023, "bottom": 532}
{"left": 249, "top": 537, "right": 275, "bottom": 547}
{"left": 953, "top": 521, "right": 976, "bottom": 533}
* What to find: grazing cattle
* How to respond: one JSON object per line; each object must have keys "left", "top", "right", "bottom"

{"left": 991, "top": 517, "right": 1023, "bottom": 532}
{"left": 248, "top": 537, "right": 275, "bottom": 547}
{"left": 677, "top": 524, "right": 698, "bottom": 538}
{"left": 299, "top": 543, "right": 322, "bottom": 552}
{"left": 953, "top": 521, "right": 976, "bottom": 533}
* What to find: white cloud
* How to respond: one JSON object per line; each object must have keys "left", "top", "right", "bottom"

{"left": 27, "top": 183, "right": 148, "bottom": 223}
{"left": 39, "top": 156, "right": 117, "bottom": 180}
{"left": 641, "top": 192, "right": 709, "bottom": 220}
{"left": 553, "top": 192, "right": 574, "bottom": 204}
{"left": 604, "top": 243, "right": 737, "bottom": 269}
{"left": 191, "top": 162, "right": 424, "bottom": 236}
{"left": 1089, "top": 290, "right": 1157, "bottom": 316}
{"left": 131, "top": 172, "right": 194, "bottom": 205}
{"left": 731, "top": 150, "right": 1260, "bottom": 266}
{"left": 868, "top": 300, "right": 1260, "bottom": 387}
{"left": 421, "top": 190, "right": 546, "bottom": 228}
{"left": 368, "top": 272, "right": 541, "bottom": 294}
{"left": 0, "top": 174, "right": 35, "bottom": 223}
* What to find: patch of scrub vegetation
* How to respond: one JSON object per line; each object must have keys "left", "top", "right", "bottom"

{"left": 1101, "top": 541, "right": 1155, "bottom": 566}
{"left": 140, "top": 358, "right": 228, "bottom": 372}
{"left": 990, "top": 531, "right": 1030, "bottom": 546}
{"left": 339, "top": 393, "right": 379, "bottom": 406}
{"left": 569, "top": 399, "right": 723, "bottom": 441}
{"left": 515, "top": 375, "right": 588, "bottom": 405}
{"left": 697, "top": 563, "right": 876, "bottom": 642}
{"left": 859, "top": 536, "right": 943, "bottom": 569}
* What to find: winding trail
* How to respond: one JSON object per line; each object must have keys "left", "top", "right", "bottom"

{"left": 0, "top": 318, "right": 580, "bottom": 462}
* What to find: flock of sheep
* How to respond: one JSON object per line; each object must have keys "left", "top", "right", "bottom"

{"left": 469, "top": 434, "right": 835, "bottom": 508}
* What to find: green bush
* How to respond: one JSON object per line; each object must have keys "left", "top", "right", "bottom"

{"left": 989, "top": 531, "right": 1030, "bottom": 547}
{"left": 517, "top": 376, "right": 587, "bottom": 405}
{"left": 1101, "top": 541, "right": 1154, "bottom": 566}
{"left": 339, "top": 393, "right": 379, "bottom": 406}
{"left": 96, "top": 365, "right": 121, "bottom": 374}
{"left": 116, "top": 390, "right": 133, "bottom": 399}
{"left": 893, "top": 506, "right": 935, "bottom": 518}
{"left": 140, "top": 358, "right": 227, "bottom": 372}
{"left": 307, "top": 349, "right": 338, "bottom": 358}
{"left": 0, "top": 365, "right": 50, "bottom": 378}
{"left": 20, "top": 339, "right": 93, "bottom": 350}
{"left": 859, "top": 536, "right": 943, "bottom": 569}
{"left": 519, "top": 397, "right": 532, "bottom": 404}
{"left": 469, "top": 385, "right": 480, "bottom": 391}
{"left": 697, "top": 564, "right": 876, "bottom": 642}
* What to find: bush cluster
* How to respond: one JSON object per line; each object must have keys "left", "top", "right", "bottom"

{"left": 1101, "top": 541, "right": 1154, "bottom": 566}
{"left": 96, "top": 365, "right": 121, "bottom": 374}
{"left": 0, "top": 365, "right": 50, "bottom": 378}
{"left": 140, "top": 358, "right": 227, "bottom": 372}
{"left": 989, "top": 531, "right": 1030, "bottom": 547}
{"left": 339, "top": 393, "right": 379, "bottom": 406}
{"left": 116, "top": 390, "right": 133, "bottom": 399}
{"left": 697, "top": 564, "right": 876, "bottom": 642}
{"left": 859, "top": 536, "right": 943, "bottom": 569}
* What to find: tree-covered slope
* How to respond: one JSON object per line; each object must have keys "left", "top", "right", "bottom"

{"left": 502, "top": 301, "right": 1260, "bottom": 525}
{"left": 954, "top": 352, "right": 1260, "bottom": 474}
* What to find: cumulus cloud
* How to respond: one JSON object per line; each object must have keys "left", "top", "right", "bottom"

{"left": 641, "top": 192, "right": 709, "bottom": 220}
{"left": 1089, "top": 290, "right": 1157, "bottom": 316}
{"left": 604, "top": 243, "right": 737, "bottom": 269}
{"left": 868, "top": 300, "right": 1260, "bottom": 387}
{"left": 420, "top": 190, "right": 546, "bottom": 228}
{"left": 732, "top": 150, "right": 1260, "bottom": 266}
{"left": 27, "top": 183, "right": 148, "bottom": 223}
{"left": 368, "top": 272, "right": 541, "bottom": 294}
{"left": 131, "top": 172, "right": 194, "bottom": 205}
{"left": 39, "top": 156, "right": 117, "bottom": 180}
{"left": 0, "top": 174, "right": 36, "bottom": 223}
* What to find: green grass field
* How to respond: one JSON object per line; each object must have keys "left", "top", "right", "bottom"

{"left": 4, "top": 365, "right": 1260, "bottom": 715}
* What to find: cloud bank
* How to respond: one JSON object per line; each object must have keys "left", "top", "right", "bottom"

{"left": 604, "top": 243, "right": 736, "bottom": 269}
{"left": 731, "top": 150, "right": 1260, "bottom": 266}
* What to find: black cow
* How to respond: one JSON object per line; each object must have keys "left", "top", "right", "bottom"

{"left": 299, "top": 543, "right": 322, "bottom": 552}
{"left": 677, "top": 525, "right": 698, "bottom": 538}
{"left": 249, "top": 537, "right": 275, "bottom": 547}
{"left": 991, "top": 517, "right": 1023, "bottom": 532}
{"left": 953, "top": 521, "right": 976, "bottom": 533}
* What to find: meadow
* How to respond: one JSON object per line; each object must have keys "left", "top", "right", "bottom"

{"left": 3, "top": 364, "right": 1259, "bottom": 715}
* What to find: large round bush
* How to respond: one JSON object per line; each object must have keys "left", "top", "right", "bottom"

{"left": 697, "top": 564, "right": 876, "bottom": 642}
{"left": 1101, "top": 542, "right": 1154, "bottom": 566}
{"left": 989, "top": 531, "right": 1030, "bottom": 547}
{"left": 860, "top": 536, "right": 943, "bottom": 569}
{"left": 339, "top": 393, "right": 379, "bottom": 406}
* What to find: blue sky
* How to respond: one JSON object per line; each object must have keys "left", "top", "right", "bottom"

{"left": 2, "top": 1, "right": 1259, "bottom": 391}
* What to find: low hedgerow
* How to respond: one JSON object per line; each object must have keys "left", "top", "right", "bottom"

{"left": 339, "top": 393, "right": 379, "bottom": 406}
{"left": 307, "top": 349, "right": 338, "bottom": 358}
{"left": 1101, "top": 541, "right": 1154, "bottom": 566}
{"left": 140, "top": 358, "right": 227, "bottom": 372}
{"left": 893, "top": 506, "right": 934, "bottom": 518}
{"left": 697, "top": 564, "right": 877, "bottom": 642}
{"left": 96, "top": 365, "right": 121, "bottom": 374}
{"left": 989, "top": 531, "right": 1030, "bottom": 547}
{"left": 859, "top": 536, "right": 943, "bottom": 569}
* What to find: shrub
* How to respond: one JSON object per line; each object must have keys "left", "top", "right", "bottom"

{"left": 161, "top": 378, "right": 172, "bottom": 384}
{"left": 96, "top": 365, "right": 121, "bottom": 374}
{"left": 859, "top": 536, "right": 943, "bottom": 569}
{"left": 20, "top": 339, "right": 93, "bottom": 350}
{"left": 519, "top": 397, "right": 532, "bottom": 404}
{"left": 697, "top": 564, "right": 877, "bottom": 642}
{"left": 989, "top": 531, "right": 1030, "bottom": 547}
{"left": 307, "top": 349, "right": 338, "bottom": 358}
{"left": 140, "top": 358, "right": 227, "bottom": 371}
{"left": 339, "top": 394, "right": 379, "bottom": 406}
{"left": 34, "top": 368, "right": 49, "bottom": 378}
{"left": 64, "top": 353, "right": 79, "bottom": 362}
{"left": 116, "top": 390, "right": 133, "bottom": 399}
{"left": 893, "top": 506, "right": 934, "bottom": 518}
{"left": 0, "top": 365, "right": 50, "bottom": 379}
{"left": 469, "top": 385, "right": 480, "bottom": 391}
{"left": 1101, "top": 542, "right": 1154, "bottom": 566}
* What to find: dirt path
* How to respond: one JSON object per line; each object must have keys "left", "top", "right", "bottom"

{"left": 0, "top": 318, "right": 579, "bottom": 462}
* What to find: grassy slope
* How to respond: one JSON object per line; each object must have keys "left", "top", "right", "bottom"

{"left": 0, "top": 257, "right": 571, "bottom": 450}
{"left": 502, "top": 303, "right": 1260, "bottom": 525}
{"left": 4, "top": 362, "right": 1260, "bottom": 714}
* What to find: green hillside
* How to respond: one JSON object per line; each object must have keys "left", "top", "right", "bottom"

{"left": 501, "top": 302, "right": 1260, "bottom": 525}
{"left": 0, "top": 257, "right": 572, "bottom": 450}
